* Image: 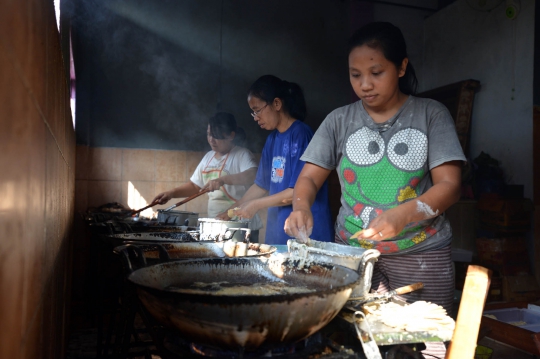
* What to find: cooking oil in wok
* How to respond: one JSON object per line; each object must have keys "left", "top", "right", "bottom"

{"left": 165, "top": 279, "right": 317, "bottom": 296}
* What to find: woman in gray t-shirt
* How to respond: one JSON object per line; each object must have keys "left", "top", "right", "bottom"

{"left": 285, "top": 22, "right": 465, "bottom": 356}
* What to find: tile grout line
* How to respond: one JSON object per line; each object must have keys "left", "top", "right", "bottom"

{"left": 0, "top": 36, "right": 71, "bottom": 169}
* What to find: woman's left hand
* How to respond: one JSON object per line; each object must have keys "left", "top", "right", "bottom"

{"left": 356, "top": 207, "right": 408, "bottom": 241}
{"left": 215, "top": 211, "right": 231, "bottom": 221}
{"left": 201, "top": 178, "right": 224, "bottom": 192}
{"left": 233, "top": 200, "right": 259, "bottom": 220}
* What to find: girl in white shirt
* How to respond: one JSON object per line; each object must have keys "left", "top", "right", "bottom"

{"left": 153, "top": 112, "right": 263, "bottom": 240}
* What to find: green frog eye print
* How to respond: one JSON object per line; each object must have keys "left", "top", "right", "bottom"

{"left": 340, "top": 126, "right": 437, "bottom": 253}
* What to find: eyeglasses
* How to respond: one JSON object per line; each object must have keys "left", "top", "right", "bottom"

{"left": 250, "top": 104, "right": 268, "bottom": 118}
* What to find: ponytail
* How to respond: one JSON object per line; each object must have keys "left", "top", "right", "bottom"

{"left": 281, "top": 81, "right": 307, "bottom": 121}
{"left": 399, "top": 62, "right": 418, "bottom": 96}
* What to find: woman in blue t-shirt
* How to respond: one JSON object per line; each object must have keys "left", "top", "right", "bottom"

{"left": 218, "top": 75, "right": 333, "bottom": 245}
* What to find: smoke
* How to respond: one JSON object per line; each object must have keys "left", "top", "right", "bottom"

{"left": 70, "top": 0, "right": 218, "bottom": 149}
{"left": 139, "top": 50, "right": 209, "bottom": 137}
{"left": 69, "top": 0, "right": 351, "bottom": 152}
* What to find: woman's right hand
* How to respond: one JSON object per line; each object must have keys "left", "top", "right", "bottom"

{"left": 201, "top": 178, "right": 224, "bottom": 192}
{"left": 284, "top": 209, "right": 313, "bottom": 243}
{"left": 233, "top": 200, "right": 259, "bottom": 220}
{"left": 152, "top": 191, "right": 172, "bottom": 205}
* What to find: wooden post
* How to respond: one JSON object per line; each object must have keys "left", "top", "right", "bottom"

{"left": 446, "top": 265, "right": 492, "bottom": 359}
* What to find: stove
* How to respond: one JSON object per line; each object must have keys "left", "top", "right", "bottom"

{"left": 83, "top": 206, "right": 436, "bottom": 359}
{"left": 117, "top": 309, "right": 364, "bottom": 359}
{"left": 84, "top": 210, "right": 197, "bottom": 235}
{"left": 172, "top": 333, "right": 360, "bottom": 358}
{"left": 102, "top": 282, "right": 435, "bottom": 359}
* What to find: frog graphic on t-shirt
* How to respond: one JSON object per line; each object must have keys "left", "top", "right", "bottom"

{"left": 340, "top": 127, "right": 437, "bottom": 253}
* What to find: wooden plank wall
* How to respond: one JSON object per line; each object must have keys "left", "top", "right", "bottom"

{"left": 0, "top": 1, "right": 75, "bottom": 358}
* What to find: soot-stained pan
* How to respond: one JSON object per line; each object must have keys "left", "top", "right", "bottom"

{"left": 127, "top": 257, "right": 360, "bottom": 351}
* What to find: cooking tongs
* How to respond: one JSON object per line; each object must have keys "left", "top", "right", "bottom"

{"left": 348, "top": 282, "right": 424, "bottom": 305}
{"left": 353, "top": 311, "right": 383, "bottom": 359}
{"left": 162, "top": 188, "right": 211, "bottom": 212}
{"left": 127, "top": 201, "right": 159, "bottom": 217}
{"left": 127, "top": 188, "right": 211, "bottom": 217}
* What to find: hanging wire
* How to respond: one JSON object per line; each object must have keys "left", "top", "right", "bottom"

{"left": 217, "top": 0, "right": 224, "bottom": 111}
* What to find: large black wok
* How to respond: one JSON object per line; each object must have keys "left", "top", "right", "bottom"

{"left": 127, "top": 257, "right": 360, "bottom": 351}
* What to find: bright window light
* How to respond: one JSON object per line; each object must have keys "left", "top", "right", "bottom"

{"left": 54, "top": 0, "right": 60, "bottom": 32}
{"left": 70, "top": 97, "right": 76, "bottom": 128}
{"left": 70, "top": 33, "right": 76, "bottom": 129}
{"left": 127, "top": 181, "right": 153, "bottom": 217}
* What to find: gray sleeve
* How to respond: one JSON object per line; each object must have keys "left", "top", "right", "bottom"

{"left": 300, "top": 112, "right": 339, "bottom": 170}
{"left": 426, "top": 102, "right": 467, "bottom": 169}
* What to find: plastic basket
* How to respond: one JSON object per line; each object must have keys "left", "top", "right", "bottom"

{"left": 475, "top": 345, "right": 493, "bottom": 359}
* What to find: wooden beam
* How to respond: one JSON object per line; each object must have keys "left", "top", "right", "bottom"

{"left": 446, "top": 265, "right": 492, "bottom": 359}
